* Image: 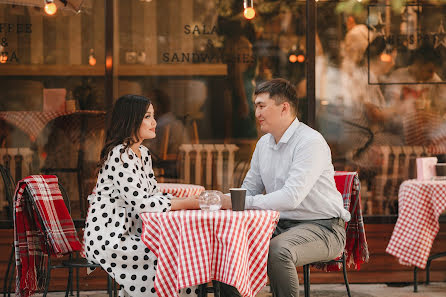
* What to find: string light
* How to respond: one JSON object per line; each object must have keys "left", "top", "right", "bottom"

{"left": 0, "top": 54, "right": 7, "bottom": 63}
{"left": 44, "top": 0, "right": 57, "bottom": 15}
{"left": 289, "top": 54, "right": 298, "bottom": 63}
{"left": 106, "top": 56, "right": 113, "bottom": 70}
{"left": 243, "top": 0, "right": 255, "bottom": 20}
{"left": 297, "top": 54, "right": 305, "bottom": 63}
{"left": 89, "top": 48, "right": 97, "bottom": 66}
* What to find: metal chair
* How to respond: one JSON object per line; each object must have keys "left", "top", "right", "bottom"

{"left": 18, "top": 179, "right": 115, "bottom": 297}
{"left": 302, "top": 172, "right": 361, "bottom": 297}
{"left": 413, "top": 251, "right": 446, "bottom": 291}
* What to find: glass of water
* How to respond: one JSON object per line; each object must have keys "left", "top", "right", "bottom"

{"left": 198, "top": 190, "right": 222, "bottom": 211}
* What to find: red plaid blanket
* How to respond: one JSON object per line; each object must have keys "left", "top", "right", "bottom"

{"left": 14, "top": 175, "right": 81, "bottom": 297}
{"left": 315, "top": 172, "right": 369, "bottom": 271}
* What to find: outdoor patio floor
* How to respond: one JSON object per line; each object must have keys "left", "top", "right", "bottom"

{"left": 31, "top": 282, "right": 446, "bottom": 297}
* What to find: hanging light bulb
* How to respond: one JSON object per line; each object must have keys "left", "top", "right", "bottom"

{"left": 243, "top": 0, "right": 255, "bottom": 20}
{"left": 89, "top": 48, "right": 97, "bottom": 66}
{"left": 44, "top": 0, "right": 57, "bottom": 16}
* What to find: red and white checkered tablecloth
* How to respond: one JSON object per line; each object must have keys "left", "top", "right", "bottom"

{"left": 80, "top": 183, "right": 204, "bottom": 258}
{"left": 386, "top": 179, "right": 446, "bottom": 269}
{"left": 0, "top": 110, "right": 105, "bottom": 142}
{"left": 157, "top": 183, "right": 205, "bottom": 198}
{"left": 141, "top": 210, "right": 279, "bottom": 297}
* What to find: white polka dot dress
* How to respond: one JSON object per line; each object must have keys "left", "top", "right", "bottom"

{"left": 84, "top": 144, "right": 198, "bottom": 297}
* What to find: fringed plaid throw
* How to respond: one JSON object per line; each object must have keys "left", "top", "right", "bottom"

{"left": 14, "top": 175, "right": 81, "bottom": 297}
{"left": 314, "top": 171, "right": 369, "bottom": 271}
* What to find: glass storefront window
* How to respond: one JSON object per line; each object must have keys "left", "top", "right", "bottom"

{"left": 316, "top": 0, "right": 446, "bottom": 215}
{"left": 1, "top": 0, "right": 444, "bottom": 219}
{"left": 0, "top": 0, "right": 105, "bottom": 218}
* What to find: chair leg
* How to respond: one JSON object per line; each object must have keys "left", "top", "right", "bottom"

{"left": 426, "top": 258, "right": 433, "bottom": 285}
{"left": 7, "top": 261, "right": 15, "bottom": 297}
{"left": 76, "top": 267, "right": 80, "bottom": 297}
{"left": 42, "top": 267, "right": 52, "bottom": 297}
{"left": 3, "top": 246, "right": 13, "bottom": 297}
{"left": 65, "top": 267, "right": 74, "bottom": 297}
{"left": 413, "top": 267, "right": 418, "bottom": 292}
{"left": 303, "top": 265, "right": 310, "bottom": 297}
{"left": 107, "top": 276, "right": 112, "bottom": 297}
{"left": 113, "top": 280, "right": 117, "bottom": 297}
{"left": 342, "top": 254, "right": 352, "bottom": 297}
{"left": 426, "top": 252, "right": 446, "bottom": 286}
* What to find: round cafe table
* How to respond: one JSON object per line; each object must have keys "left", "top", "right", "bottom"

{"left": 157, "top": 183, "right": 205, "bottom": 198}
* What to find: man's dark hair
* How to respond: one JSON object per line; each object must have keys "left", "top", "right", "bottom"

{"left": 254, "top": 78, "right": 298, "bottom": 115}
{"left": 412, "top": 43, "right": 441, "bottom": 65}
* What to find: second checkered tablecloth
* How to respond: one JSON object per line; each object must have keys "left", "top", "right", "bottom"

{"left": 157, "top": 183, "right": 204, "bottom": 198}
{"left": 0, "top": 110, "right": 105, "bottom": 142}
{"left": 386, "top": 179, "right": 446, "bottom": 268}
{"left": 141, "top": 210, "right": 279, "bottom": 297}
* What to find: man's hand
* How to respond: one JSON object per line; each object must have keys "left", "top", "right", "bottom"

{"left": 220, "top": 194, "right": 232, "bottom": 210}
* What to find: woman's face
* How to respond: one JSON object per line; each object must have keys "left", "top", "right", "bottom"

{"left": 137, "top": 104, "right": 157, "bottom": 141}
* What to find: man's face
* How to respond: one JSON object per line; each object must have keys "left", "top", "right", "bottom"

{"left": 414, "top": 61, "right": 435, "bottom": 82}
{"left": 254, "top": 93, "right": 284, "bottom": 135}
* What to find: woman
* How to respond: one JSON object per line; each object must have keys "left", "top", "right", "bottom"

{"left": 84, "top": 94, "right": 200, "bottom": 297}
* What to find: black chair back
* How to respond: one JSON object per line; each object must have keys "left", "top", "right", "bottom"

{"left": 0, "top": 165, "right": 15, "bottom": 221}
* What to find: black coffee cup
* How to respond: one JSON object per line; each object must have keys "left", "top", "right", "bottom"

{"left": 230, "top": 188, "right": 246, "bottom": 211}
{"left": 436, "top": 163, "right": 446, "bottom": 177}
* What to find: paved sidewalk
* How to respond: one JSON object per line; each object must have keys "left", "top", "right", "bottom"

{"left": 32, "top": 282, "right": 446, "bottom": 297}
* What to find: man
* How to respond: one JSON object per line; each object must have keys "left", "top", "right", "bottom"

{"left": 385, "top": 44, "right": 446, "bottom": 116}
{"left": 222, "top": 78, "right": 350, "bottom": 297}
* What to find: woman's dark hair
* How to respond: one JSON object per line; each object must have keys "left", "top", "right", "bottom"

{"left": 98, "top": 94, "right": 151, "bottom": 169}
{"left": 360, "top": 36, "right": 386, "bottom": 66}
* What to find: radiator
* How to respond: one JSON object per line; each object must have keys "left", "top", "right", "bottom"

{"left": 371, "top": 145, "right": 430, "bottom": 214}
{"left": 0, "top": 147, "right": 34, "bottom": 208}
{"left": 179, "top": 144, "right": 239, "bottom": 192}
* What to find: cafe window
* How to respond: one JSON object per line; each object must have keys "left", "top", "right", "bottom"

{"left": 315, "top": 0, "right": 446, "bottom": 215}
{"left": 0, "top": 0, "right": 445, "bottom": 219}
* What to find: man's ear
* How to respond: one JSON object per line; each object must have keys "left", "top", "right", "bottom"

{"left": 282, "top": 102, "right": 290, "bottom": 115}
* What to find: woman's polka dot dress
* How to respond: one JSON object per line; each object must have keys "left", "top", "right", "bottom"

{"left": 84, "top": 144, "right": 198, "bottom": 297}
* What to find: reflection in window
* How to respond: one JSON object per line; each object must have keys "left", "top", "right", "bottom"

{"left": 316, "top": 1, "right": 446, "bottom": 215}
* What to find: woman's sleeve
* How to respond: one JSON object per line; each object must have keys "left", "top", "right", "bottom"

{"left": 107, "top": 147, "right": 171, "bottom": 213}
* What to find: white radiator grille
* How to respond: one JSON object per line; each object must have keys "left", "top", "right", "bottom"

{"left": 179, "top": 144, "right": 239, "bottom": 192}
{"left": 371, "top": 145, "right": 431, "bottom": 214}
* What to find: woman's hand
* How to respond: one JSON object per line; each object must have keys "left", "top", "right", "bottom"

{"left": 170, "top": 196, "right": 200, "bottom": 211}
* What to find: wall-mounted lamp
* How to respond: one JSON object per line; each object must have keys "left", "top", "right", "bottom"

{"left": 44, "top": 0, "right": 57, "bottom": 15}
{"left": 243, "top": 0, "right": 255, "bottom": 20}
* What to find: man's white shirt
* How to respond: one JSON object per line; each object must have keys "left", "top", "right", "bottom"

{"left": 242, "top": 118, "right": 351, "bottom": 221}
